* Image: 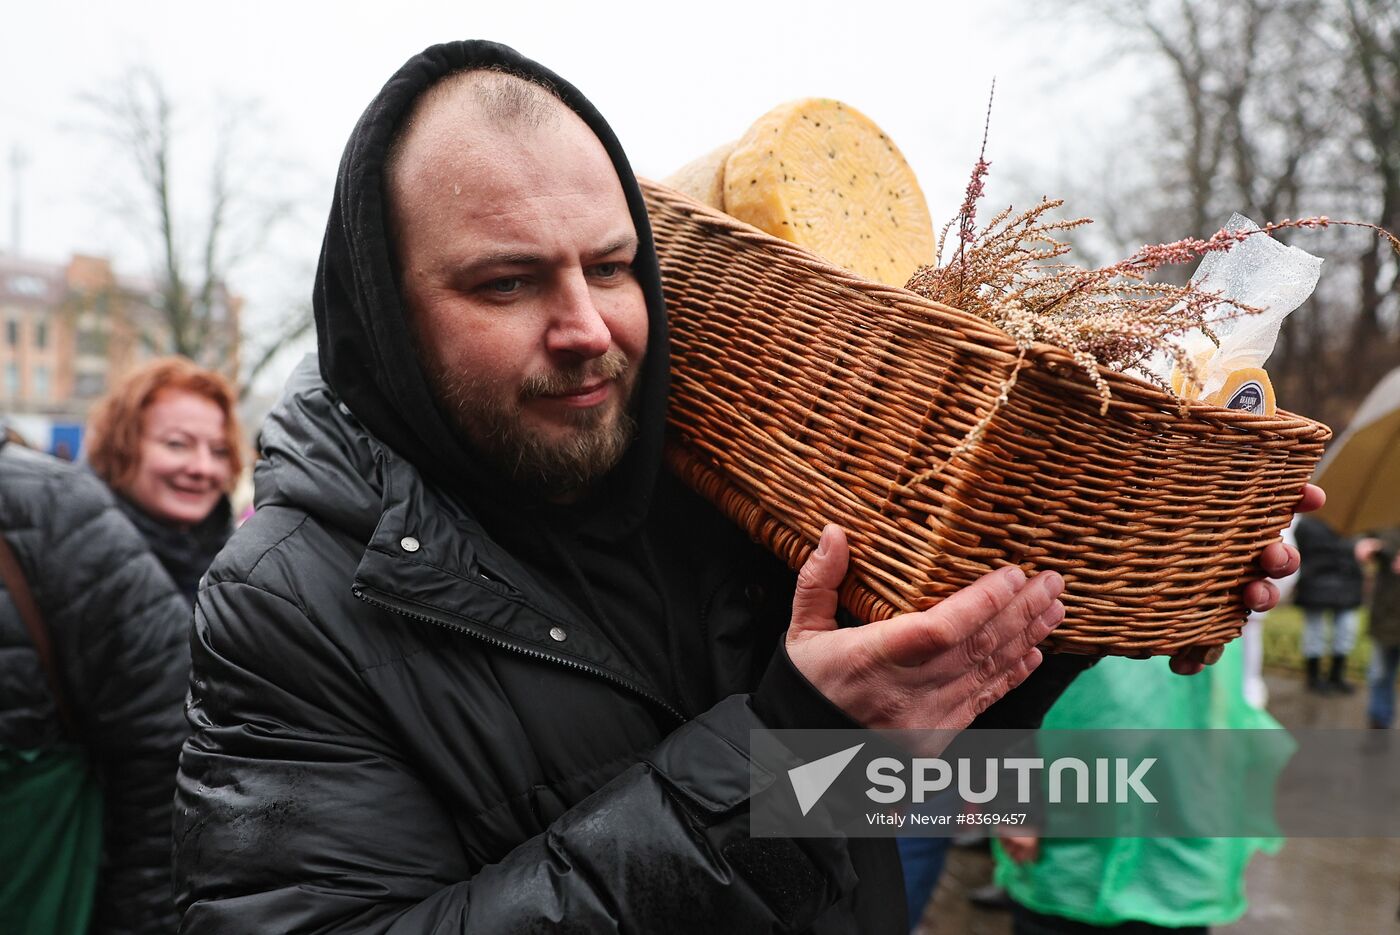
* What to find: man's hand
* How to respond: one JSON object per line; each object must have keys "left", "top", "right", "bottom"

{"left": 1170, "top": 483, "right": 1325, "bottom": 675}
{"left": 785, "top": 525, "right": 1064, "bottom": 731}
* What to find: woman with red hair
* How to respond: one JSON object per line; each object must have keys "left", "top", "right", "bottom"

{"left": 86, "top": 357, "right": 244, "bottom": 604}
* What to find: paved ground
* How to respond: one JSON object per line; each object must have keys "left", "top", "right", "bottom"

{"left": 914, "top": 670, "right": 1399, "bottom": 935}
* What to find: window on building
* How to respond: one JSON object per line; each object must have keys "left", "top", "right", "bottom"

{"left": 75, "top": 372, "right": 106, "bottom": 398}
{"left": 3, "top": 362, "right": 17, "bottom": 398}
{"left": 4, "top": 319, "right": 16, "bottom": 347}
{"left": 8, "top": 275, "right": 46, "bottom": 297}
{"left": 77, "top": 326, "right": 106, "bottom": 356}
{"left": 35, "top": 321, "right": 48, "bottom": 349}
{"left": 34, "top": 366, "right": 50, "bottom": 401}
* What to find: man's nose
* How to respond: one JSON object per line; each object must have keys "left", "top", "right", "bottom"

{"left": 546, "top": 272, "right": 612, "bottom": 359}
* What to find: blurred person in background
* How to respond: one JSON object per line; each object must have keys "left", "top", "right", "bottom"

{"left": 898, "top": 834, "right": 952, "bottom": 930}
{"left": 1240, "top": 517, "right": 1301, "bottom": 710}
{"left": 85, "top": 357, "right": 243, "bottom": 606}
{"left": 991, "top": 641, "right": 1283, "bottom": 934}
{"left": 1293, "top": 515, "right": 1364, "bottom": 694}
{"left": 1355, "top": 529, "right": 1400, "bottom": 729}
{"left": 0, "top": 427, "right": 189, "bottom": 933}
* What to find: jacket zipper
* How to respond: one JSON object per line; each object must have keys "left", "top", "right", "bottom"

{"left": 353, "top": 584, "right": 688, "bottom": 725}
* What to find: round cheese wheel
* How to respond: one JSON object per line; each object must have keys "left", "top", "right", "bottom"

{"left": 722, "top": 98, "right": 935, "bottom": 287}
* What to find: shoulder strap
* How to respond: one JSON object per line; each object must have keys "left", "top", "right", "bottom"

{"left": 0, "top": 533, "right": 77, "bottom": 738}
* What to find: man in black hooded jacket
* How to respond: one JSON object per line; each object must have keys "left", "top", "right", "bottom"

{"left": 173, "top": 41, "right": 1315, "bottom": 932}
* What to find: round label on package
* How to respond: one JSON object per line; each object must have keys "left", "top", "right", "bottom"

{"left": 1226, "top": 381, "right": 1266, "bottom": 414}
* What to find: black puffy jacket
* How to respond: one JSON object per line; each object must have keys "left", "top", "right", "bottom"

{"left": 174, "top": 363, "right": 909, "bottom": 932}
{"left": 1293, "top": 516, "right": 1364, "bottom": 610}
{"left": 174, "top": 362, "right": 1089, "bottom": 932}
{"left": 0, "top": 440, "right": 189, "bottom": 933}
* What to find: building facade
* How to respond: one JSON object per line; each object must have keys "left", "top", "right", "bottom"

{"left": 0, "top": 252, "right": 240, "bottom": 454}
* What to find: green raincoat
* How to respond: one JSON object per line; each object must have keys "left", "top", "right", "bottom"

{"left": 993, "top": 642, "right": 1282, "bottom": 928}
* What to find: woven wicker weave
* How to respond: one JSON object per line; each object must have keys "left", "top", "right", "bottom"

{"left": 643, "top": 179, "right": 1332, "bottom": 656}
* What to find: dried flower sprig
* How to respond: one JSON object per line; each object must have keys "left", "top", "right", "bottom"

{"left": 955, "top": 79, "right": 996, "bottom": 289}
{"left": 903, "top": 156, "right": 1400, "bottom": 476}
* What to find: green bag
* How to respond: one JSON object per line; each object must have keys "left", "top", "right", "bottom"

{"left": 0, "top": 532, "right": 103, "bottom": 932}
{"left": 0, "top": 746, "right": 102, "bottom": 934}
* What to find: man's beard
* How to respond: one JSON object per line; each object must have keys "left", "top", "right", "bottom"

{"left": 428, "top": 349, "right": 641, "bottom": 500}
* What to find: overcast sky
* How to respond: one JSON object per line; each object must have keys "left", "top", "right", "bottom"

{"left": 1, "top": 0, "right": 1142, "bottom": 393}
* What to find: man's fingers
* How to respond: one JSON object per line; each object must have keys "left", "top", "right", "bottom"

{"left": 1170, "top": 643, "right": 1223, "bottom": 676}
{"left": 958, "top": 601, "right": 1061, "bottom": 696}
{"left": 1001, "top": 647, "right": 1044, "bottom": 694}
{"left": 958, "top": 573, "right": 1063, "bottom": 670}
{"left": 1295, "top": 484, "right": 1325, "bottom": 513}
{"left": 1244, "top": 579, "right": 1280, "bottom": 612}
{"left": 1170, "top": 656, "right": 1206, "bottom": 676}
{"left": 880, "top": 569, "right": 1061, "bottom": 669}
{"left": 790, "top": 525, "right": 849, "bottom": 635}
{"left": 868, "top": 566, "right": 1035, "bottom": 667}
{"left": 1011, "top": 599, "right": 1064, "bottom": 659}
{"left": 957, "top": 642, "right": 1049, "bottom": 723}
{"left": 1260, "top": 542, "right": 1298, "bottom": 578}
{"left": 935, "top": 567, "right": 1056, "bottom": 655}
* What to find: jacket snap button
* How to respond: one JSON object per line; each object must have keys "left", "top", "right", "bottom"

{"left": 549, "top": 626, "right": 567, "bottom": 642}
{"left": 400, "top": 536, "right": 420, "bottom": 553}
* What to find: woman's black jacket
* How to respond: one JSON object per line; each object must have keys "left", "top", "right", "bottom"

{"left": 0, "top": 440, "right": 189, "bottom": 933}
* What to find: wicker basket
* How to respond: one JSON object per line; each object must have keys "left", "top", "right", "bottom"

{"left": 643, "top": 179, "right": 1332, "bottom": 656}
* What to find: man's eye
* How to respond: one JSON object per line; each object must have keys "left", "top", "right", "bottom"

{"left": 591, "top": 262, "right": 628, "bottom": 279}
{"left": 484, "top": 277, "right": 523, "bottom": 295}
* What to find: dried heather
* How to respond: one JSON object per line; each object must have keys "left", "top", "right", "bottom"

{"left": 911, "top": 172, "right": 1400, "bottom": 412}
{"left": 903, "top": 154, "right": 1400, "bottom": 470}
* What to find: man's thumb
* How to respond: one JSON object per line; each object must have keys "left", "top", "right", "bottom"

{"left": 790, "top": 525, "right": 848, "bottom": 634}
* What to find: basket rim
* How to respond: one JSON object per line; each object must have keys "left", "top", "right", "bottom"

{"left": 640, "top": 178, "right": 1331, "bottom": 443}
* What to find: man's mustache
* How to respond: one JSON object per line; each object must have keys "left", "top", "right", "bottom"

{"left": 521, "top": 350, "right": 632, "bottom": 399}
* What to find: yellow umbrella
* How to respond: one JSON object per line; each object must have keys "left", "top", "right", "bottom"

{"left": 1313, "top": 366, "right": 1400, "bottom": 535}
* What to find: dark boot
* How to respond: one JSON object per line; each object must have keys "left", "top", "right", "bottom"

{"left": 1329, "top": 654, "right": 1356, "bottom": 694}
{"left": 1306, "top": 656, "right": 1328, "bottom": 693}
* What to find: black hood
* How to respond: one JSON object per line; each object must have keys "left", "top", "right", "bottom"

{"left": 313, "top": 39, "right": 669, "bottom": 537}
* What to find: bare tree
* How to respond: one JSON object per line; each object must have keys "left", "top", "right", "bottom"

{"left": 80, "top": 67, "right": 310, "bottom": 396}
{"left": 1337, "top": 0, "right": 1400, "bottom": 393}
{"left": 1061, "top": 0, "right": 1400, "bottom": 429}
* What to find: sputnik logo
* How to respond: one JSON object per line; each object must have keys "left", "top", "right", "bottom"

{"left": 788, "top": 743, "right": 865, "bottom": 816}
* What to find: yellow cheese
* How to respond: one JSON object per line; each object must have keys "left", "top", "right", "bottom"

{"left": 1203, "top": 367, "right": 1276, "bottom": 415}
{"left": 662, "top": 141, "right": 736, "bottom": 211}
{"left": 721, "top": 99, "right": 935, "bottom": 287}
{"left": 1169, "top": 348, "right": 1216, "bottom": 399}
